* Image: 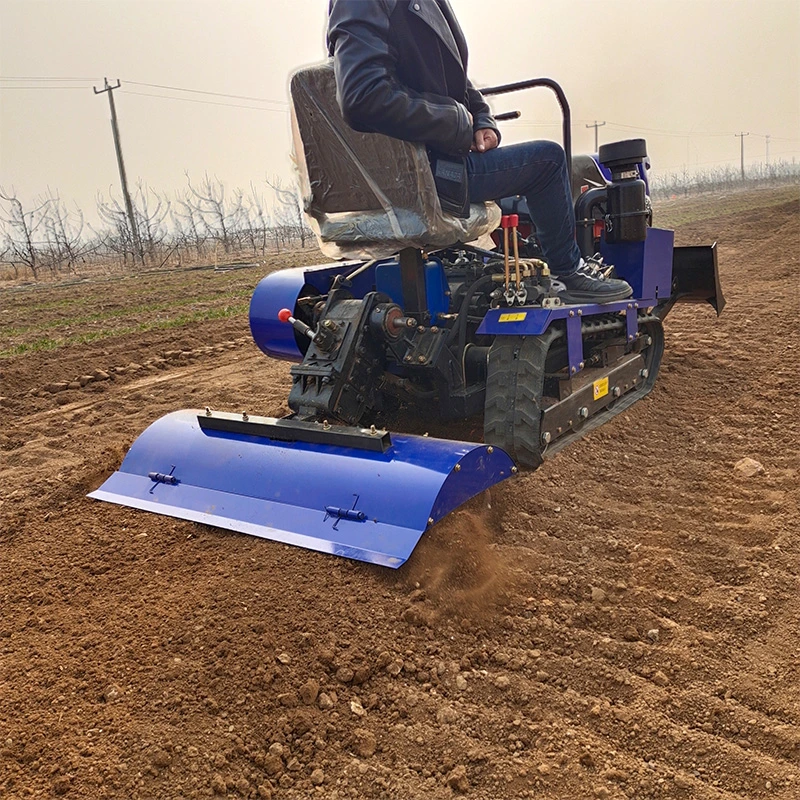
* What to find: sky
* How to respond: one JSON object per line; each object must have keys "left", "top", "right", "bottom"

{"left": 1, "top": 0, "right": 798, "bottom": 221}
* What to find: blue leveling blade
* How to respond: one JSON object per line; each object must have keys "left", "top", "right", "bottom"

{"left": 89, "top": 410, "right": 516, "bottom": 568}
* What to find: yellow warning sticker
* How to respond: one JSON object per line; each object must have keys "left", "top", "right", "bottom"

{"left": 593, "top": 377, "right": 609, "bottom": 400}
{"left": 498, "top": 312, "right": 527, "bottom": 322}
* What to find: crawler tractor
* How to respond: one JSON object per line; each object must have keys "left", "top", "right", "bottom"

{"left": 91, "top": 63, "right": 724, "bottom": 567}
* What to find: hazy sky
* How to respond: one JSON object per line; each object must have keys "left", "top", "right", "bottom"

{"left": 1, "top": 0, "right": 798, "bottom": 219}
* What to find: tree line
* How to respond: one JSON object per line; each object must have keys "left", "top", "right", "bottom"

{"left": 4, "top": 160, "right": 797, "bottom": 281}
{"left": 649, "top": 158, "right": 799, "bottom": 199}
{"left": 0, "top": 174, "right": 314, "bottom": 281}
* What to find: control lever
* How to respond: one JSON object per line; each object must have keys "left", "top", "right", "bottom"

{"left": 278, "top": 308, "right": 336, "bottom": 351}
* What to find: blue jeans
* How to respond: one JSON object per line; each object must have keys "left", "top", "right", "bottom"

{"left": 467, "top": 141, "right": 581, "bottom": 277}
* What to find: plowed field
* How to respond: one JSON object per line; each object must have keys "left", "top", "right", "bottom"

{"left": 1, "top": 187, "right": 798, "bottom": 800}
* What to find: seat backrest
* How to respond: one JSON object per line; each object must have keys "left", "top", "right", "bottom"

{"left": 290, "top": 61, "right": 499, "bottom": 259}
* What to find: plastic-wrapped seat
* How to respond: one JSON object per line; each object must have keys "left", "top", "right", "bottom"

{"left": 290, "top": 61, "right": 500, "bottom": 260}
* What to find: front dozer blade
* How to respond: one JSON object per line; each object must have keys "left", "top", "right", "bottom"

{"left": 89, "top": 410, "right": 515, "bottom": 568}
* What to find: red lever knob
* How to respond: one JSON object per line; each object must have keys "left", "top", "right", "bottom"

{"left": 500, "top": 215, "right": 513, "bottom": 229}
{"left": 508, "top": 213, "right": 519, "bottom": 227}
{"left": 277, "top": 308, "right": 293, "bottom": 323}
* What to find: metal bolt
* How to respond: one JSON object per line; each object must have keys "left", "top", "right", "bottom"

{"left": 569, "top": 310, "right": 575, "bottom": 317}
{"left": 417, "top": 325, "right": 425, "bottom": 333}
{"left": 205, "top": 407, "right": 212, "bottom": 417}
{"left": 579, "top": 361, "right": 585, "bottom": 369}
{"left": 454, "top": 463, "right": 461, "bottom": 472}
{"left": 417, "top": 355, "right": 426, "bottom": 363}
{"left": 369, "top": 425, "right": 377, "bottom": 435}
{"left": 323, "top": 319, "right": 334, "bottom": 329}
{"left": 242, "top": 411, "right": 249, "bottom": 421}
{"left": 322, "top": 419, "right": 331, "bottom": 430}
{"left": 640, "top": 368, "right": 649, "bottom": 378}
{"left": 645, "top": 335, "right": 653, "bottom": 346}
{"left": 571, "top": 366, "right": 577, "bottom": 374}
{"left": 579, "top": 406, "right": 589, "bottom": 419}
{"left": 431, "top": 326, "right": 439, "bottom": 333}
{"left": 511, "top": 466, "right": 518, "bottom": 474}
{"left": 428, "top": 517, "right": 434, "bottom": 526}
{"left": 541, "top": 432, "right": 551, "bottom": 444}
{"left": 404, "top": 355, "right": 412, "bottom": 362}
{"left": 577, "top": 309, "right": 583, "bottom": 316}
{"left": 612, "top": 386, "right": 621, "bottom": 397}
{"left": 487, "top": 446, "right": 494, "bottom": 454}
{"left": 557, "top": 426, "right": 563, "bottom": 434}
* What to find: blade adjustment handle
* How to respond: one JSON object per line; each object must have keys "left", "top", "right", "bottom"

{"left": 278, "top": 308, "right": 335, "bottom": 351}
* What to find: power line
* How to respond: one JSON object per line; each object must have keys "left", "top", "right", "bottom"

{"left": 123, "top": 79, "right": 287, "bottom": 108}
{"left": 0, "top": 74, "right": 288, "bottom": 107}
{"left": 0, "top": 85, "right": 89, "bottom": 90}
{"left": 120, "top": 89, "right": 287, "bottom": 113}
{"left": 606, "top": 121, "right": 733, "bottom": 138}
{"left": 0, "top": 75, "right": 100, "bottom": 81}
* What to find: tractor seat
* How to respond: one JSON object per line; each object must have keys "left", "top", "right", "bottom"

{"left": 290, "top": 61, "right": 500, "bottom": 260}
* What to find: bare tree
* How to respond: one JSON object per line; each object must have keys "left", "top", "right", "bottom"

{"left": 40, "top": 191, "right": 91, "bottom": 276}
{"left": 132, "top": 181, "right": 170, "bottom": 262}
{"left": 96, "top": 188, "right": 139, "bottom": 267}
{"left": 266, "top": 175, "right": 313, "bottom": 249}
{"left": 0, "top": 187, "right": 52, "bottom": 280}
{"left": 171, "top": 191, "right": 208, "bottom": 259}
{"left": 184, "top": 172, "right": 244, "bottom": 254}
{"left": 238, "top": 182, "right": 272, "bottom": 257}
{"left": 95, "top": 182, "right": 169, "bottom": 267}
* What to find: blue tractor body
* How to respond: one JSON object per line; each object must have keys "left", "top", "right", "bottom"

{"left": 90, "top": 73, "right": 724, "bottom": 568}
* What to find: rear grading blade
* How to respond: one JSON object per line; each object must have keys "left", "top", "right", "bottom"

{"left": 89, "top": 410, "right": 515, "bottom": 568}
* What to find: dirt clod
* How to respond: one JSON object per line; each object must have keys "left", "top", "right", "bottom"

{"left": 310, "top": 768, "right": 325, "bottom": 785}
{"left": 298, "top": 678, "right": 320, "bottom": 705}
{"left": 446, "top": 765, "right": 470, "bottom": 793}
{"left": 352, "top": 728, "right": 376, "bottom": 757}
{"left": 735, "top": 456, "right": 765, "bottom": 477}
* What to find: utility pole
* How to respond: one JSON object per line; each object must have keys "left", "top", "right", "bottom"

{"left": 586, "top": 120, "right": 606, "bottom": 152}
{"left": 94, "top": 77, "right": 143, "bottom": 263}
{"left": 735, "top": 132, "right": 750, "bottom": 181}
{"left": 766, "top": 134, "right": 770, "bottom": 166}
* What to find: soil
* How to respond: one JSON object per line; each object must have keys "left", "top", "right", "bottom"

{"left": 1, "top": 187, "right": 798, "bottom": 800}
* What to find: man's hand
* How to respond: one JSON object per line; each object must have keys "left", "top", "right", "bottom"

{"left": 471, "top": 128, "right": 499, "bottom": 153}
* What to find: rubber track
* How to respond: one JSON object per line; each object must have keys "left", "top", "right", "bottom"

{"left": 484, "top": 328, "right": 562, "bottom": 469}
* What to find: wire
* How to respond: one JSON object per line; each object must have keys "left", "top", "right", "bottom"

{"left": 0, "top": 75, "right": 99, "bottom": 81}
{"left": 0, "top": 85, "right": 88, "bottom": 90}
{"left": 0, "top": 75, "right": 288, "bottom": 108}
{"left": 120, "top": 88, "right": 288, "bottom": 113}
{"left": 606, "top": 121, "right": 733, "bottom": 138}
{"left": 123, "top": 79, "right": 287, "bottom": 108}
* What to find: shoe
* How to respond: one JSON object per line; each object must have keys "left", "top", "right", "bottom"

{"left": 557, "top": 256, "right": 633, "bottom": 304}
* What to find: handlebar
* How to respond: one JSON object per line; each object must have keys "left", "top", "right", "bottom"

{"left": 482, "top": 78, "right": 572, "bottom": 189}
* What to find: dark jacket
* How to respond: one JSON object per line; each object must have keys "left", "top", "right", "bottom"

{"left": 327, "top": 0, "right": 499, "bottom": 216}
